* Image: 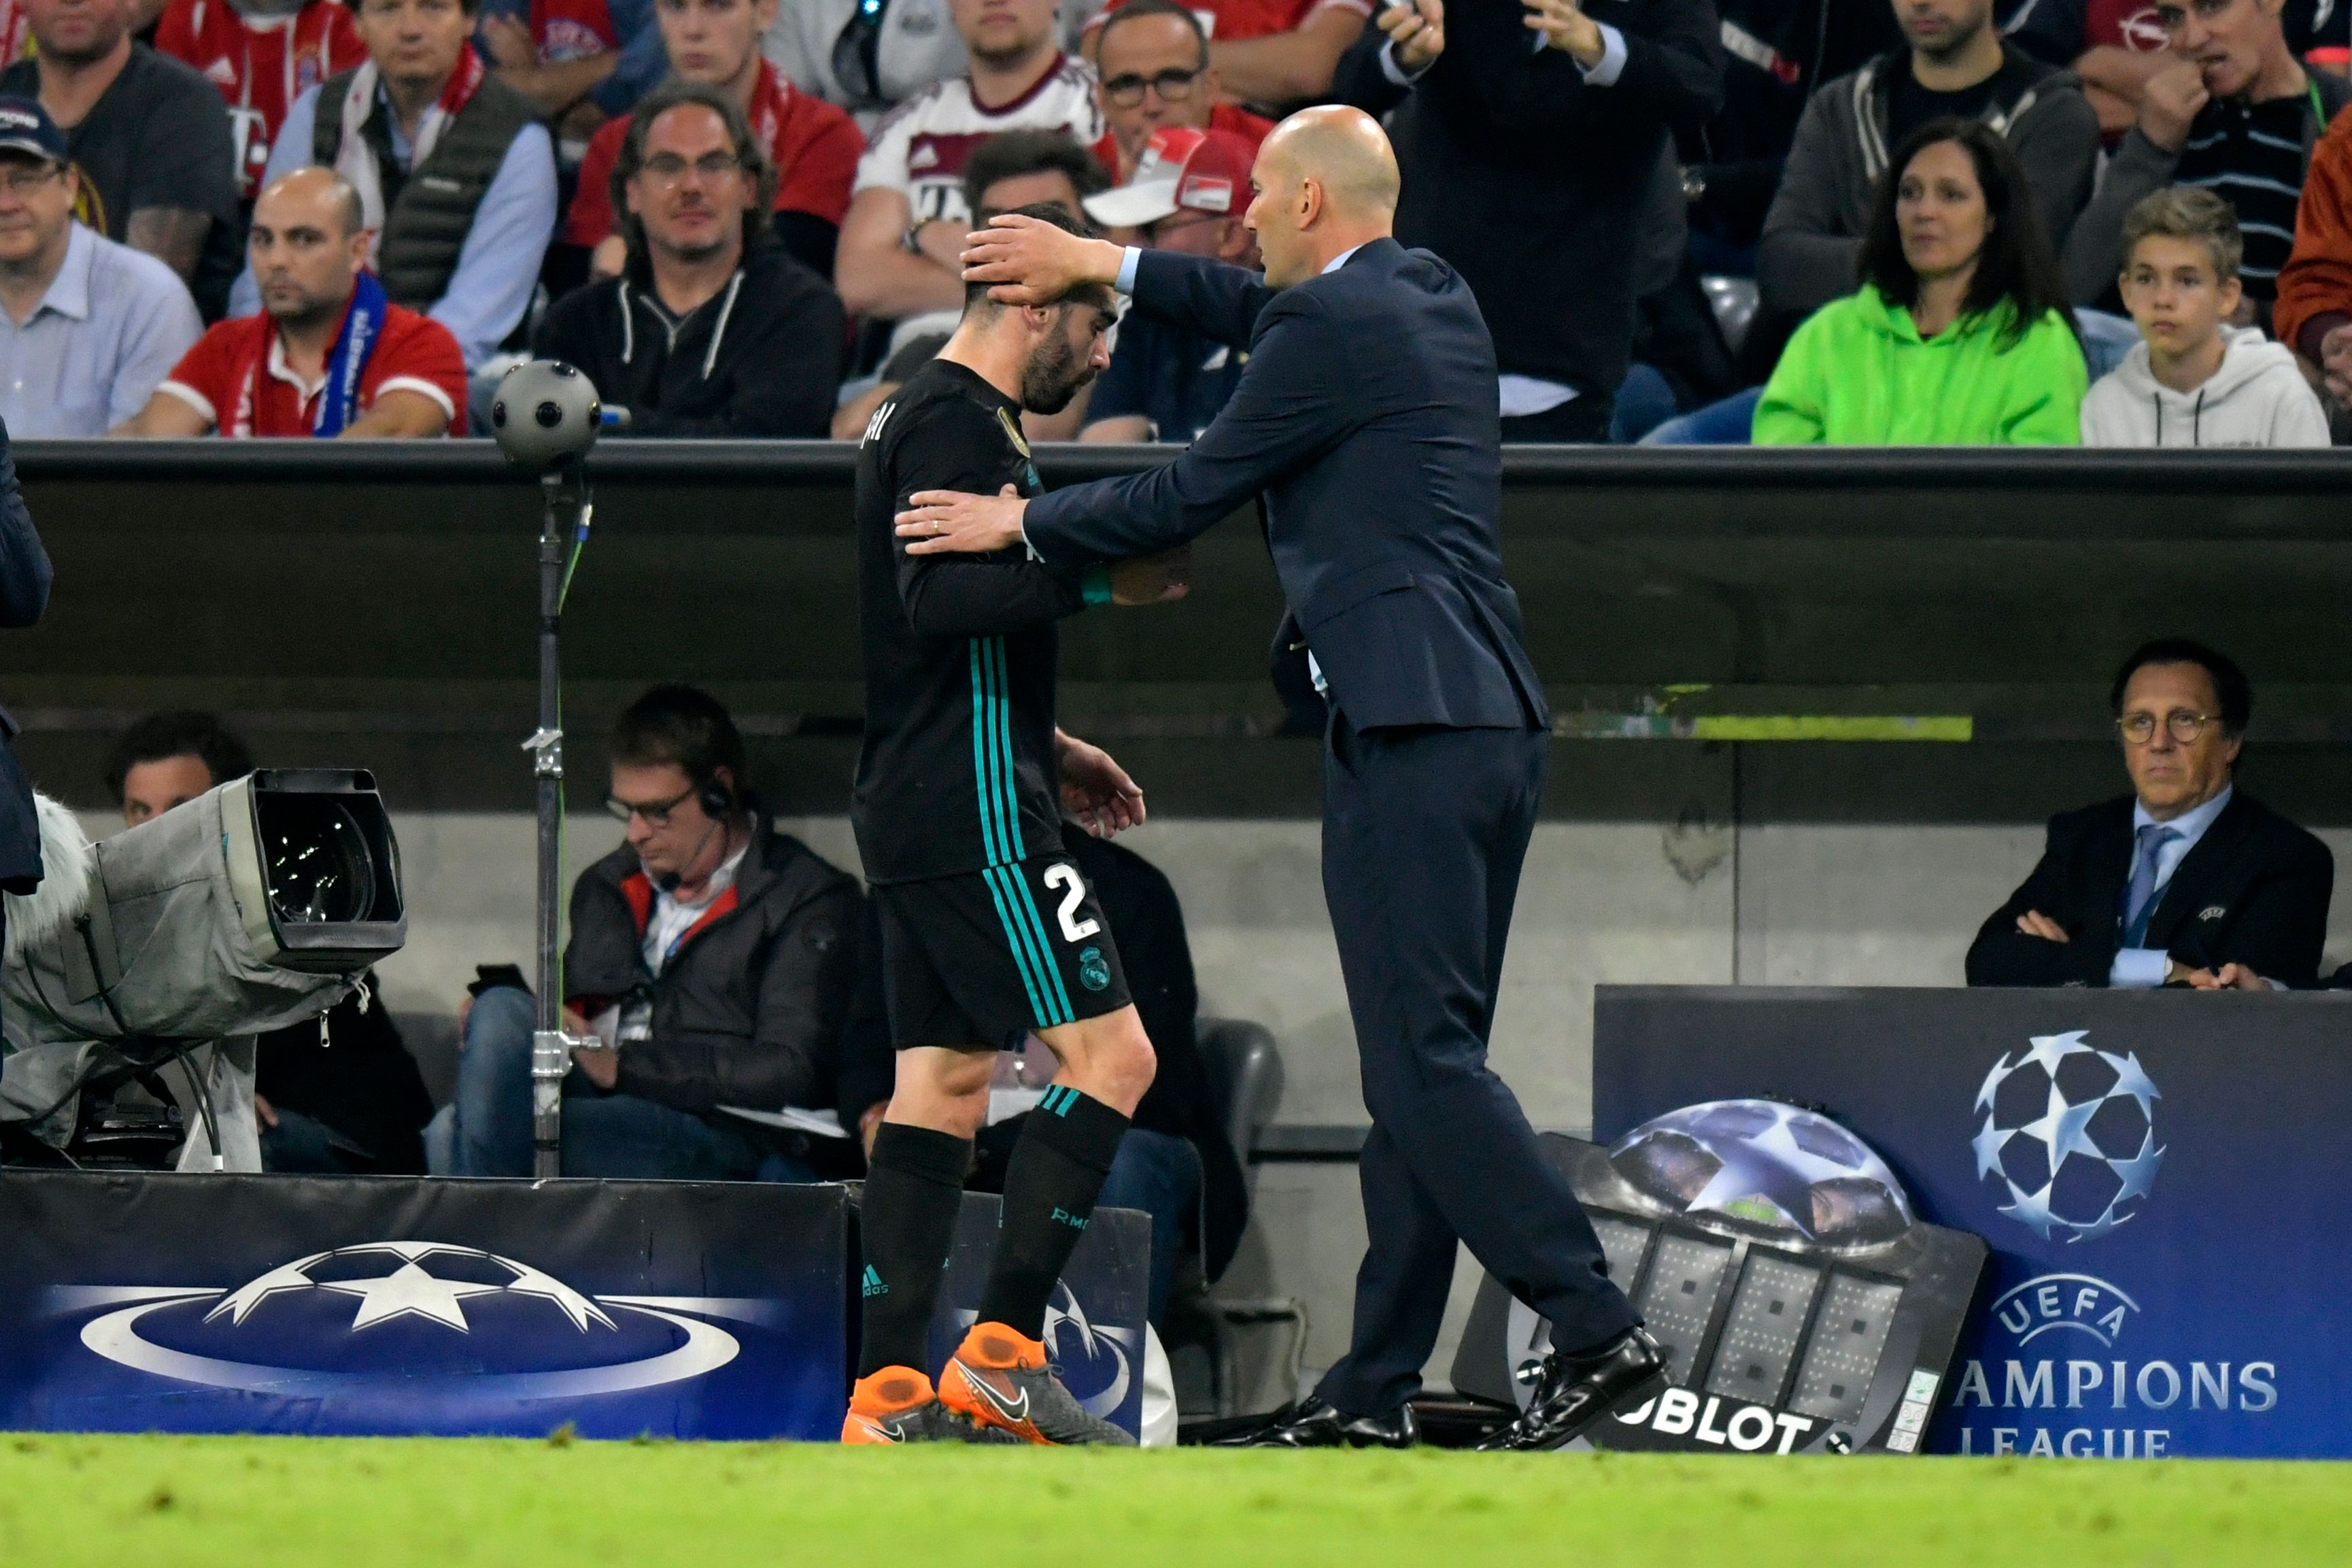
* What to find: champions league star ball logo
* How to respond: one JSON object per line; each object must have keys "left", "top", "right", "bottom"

{"left": 66, "top": 1242, "right": 743, "bottom": 1401}
{"left": 1609, "top": 1099, "right": 1913, "bottom": 1248}
{"left": 1973, "top": 1032, "right": 2164, "bottom": 1242}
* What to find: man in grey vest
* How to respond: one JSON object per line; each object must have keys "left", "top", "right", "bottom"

{"left": 231, "top": 0, "right": 558, "bottom": 372}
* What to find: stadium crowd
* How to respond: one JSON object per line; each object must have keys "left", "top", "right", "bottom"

{"left": 0, "top": 0, "right": 2348, "bottom": 445}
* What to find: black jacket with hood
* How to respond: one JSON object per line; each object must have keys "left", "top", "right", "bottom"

{"left": 530, "top": 237, "right": 845, "bottom": 437}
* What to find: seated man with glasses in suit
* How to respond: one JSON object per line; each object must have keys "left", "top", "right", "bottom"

{"left": 1967, "top": 638, "right": 2332, "bottom": 989}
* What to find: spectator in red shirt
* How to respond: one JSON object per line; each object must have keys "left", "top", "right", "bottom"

{"left": 477, "top": 0, "right": 666, "bottom": 143}
{"left": 562, "top": 0, "right": 862, "bottom": 280}
{"left": 1084, "top": 0, "right": 1370, "bottom": 109}
{"left": 1091, "top": 0, "right": 1271, "bottom": 181}
{"left": 155, "top": 0, "right": 369, "bottom": 201}
{"left": 115, "top": 165, "right": 466, "bottom": 435}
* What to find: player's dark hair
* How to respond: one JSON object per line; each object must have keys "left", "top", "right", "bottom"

{"left": 610, "top": 685, "right": 750, "bottom": 797}
{"left": 962, "top": 131, "right": 1112, "bottom": 226}
{"left": 1095, "top": 0, "right": 1210, "bottom": 69}
{"left": 104, "top": 711, "right": 254, "bottom": 804}
{"left": 610, "top": 79, "right": 777, "bottom": 271}
{"left": 2109, "top": 638, "right": 2252, "bottom": 736}
{"left": 962, "top": 201, "right": 1113, "bottom": 316}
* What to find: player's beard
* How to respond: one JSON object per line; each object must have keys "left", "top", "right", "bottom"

{"left": 1019, "top": 323, "right": 1093, "bottom": 415}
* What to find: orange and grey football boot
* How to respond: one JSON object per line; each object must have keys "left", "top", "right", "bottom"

{"left": 936, "top": 1322, "right": 1135, "bottom": 1446}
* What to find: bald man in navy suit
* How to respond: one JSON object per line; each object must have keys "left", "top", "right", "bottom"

{"left": 893, "top": 107, "right": 1663, "bottom": 1452}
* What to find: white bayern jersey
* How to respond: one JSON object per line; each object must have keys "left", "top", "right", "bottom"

{"left": 853, "top": 53, "right": 1108, "bottom": 228}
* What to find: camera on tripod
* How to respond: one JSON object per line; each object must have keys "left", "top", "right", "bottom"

{"left": 0, "top": 768, "right": 406, "bottom": 1170}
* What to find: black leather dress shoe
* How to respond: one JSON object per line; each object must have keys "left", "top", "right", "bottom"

{"left": 1210, "top": 1395, "right": 1419, "bottom": 1448}
{"left": 1473, "top": 1328, "right": 1668, "bottom": 1452}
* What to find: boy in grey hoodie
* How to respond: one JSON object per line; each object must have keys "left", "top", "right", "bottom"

{"left": 2081, "top": 186, "right": 2330, "bottom": 447}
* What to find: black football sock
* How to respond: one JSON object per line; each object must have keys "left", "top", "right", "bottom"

{"left": 856, "top": 1122, "right": 971, "bottom": 1381}
{"left": 974, "top": 1085, "right": 1130, "bottom": 1341}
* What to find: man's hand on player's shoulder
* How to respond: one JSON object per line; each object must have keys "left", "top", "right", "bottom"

{"left": 962, "top": 214, "right": 1125, "bottom": 309}
{"left": 1110, "top": 547, "right": 1190, "bottom": 605}
{"left": 1056, "top": 728, "right": 1146, "bottom": 837}
{"left": 898, "top": 485, "right": 1029, "bottom": 554}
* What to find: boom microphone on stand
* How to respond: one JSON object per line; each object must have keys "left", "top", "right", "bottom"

{"left": 489, "top": 360, "right": 621, "bottom": 1178}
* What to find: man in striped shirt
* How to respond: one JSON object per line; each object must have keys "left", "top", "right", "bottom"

{"left": 2062, "top": 0, "right": 2351, "bottom": 318}
{"left": 845, "top": 199, "right": 1186, "bottom": 1447}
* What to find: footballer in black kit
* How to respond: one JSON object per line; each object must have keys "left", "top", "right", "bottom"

{"left": 852, "top": 356, "right": 1133, "bottom": 1045}
{"left": 842, "top": 203, "right": 1187, "bottom": 1448}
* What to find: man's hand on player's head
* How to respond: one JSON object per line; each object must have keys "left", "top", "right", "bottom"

{"left": 962, "top": 214, "right": 1125, "bottom": 308}
{"left": 898, "top": 484, "right": 1029, "bottom": 555}
{"left": 1055, "top": 728, "right": 1146, "bottom": 837}
{"left": 1110, "top": 547, "right": 1190, "bottom": 605}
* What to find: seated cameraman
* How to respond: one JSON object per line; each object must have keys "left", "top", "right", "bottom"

{"left": 106, "top": 711, "right": 433, "bottom": 1174}
{"left": 1966, "top": 640, "right": 2332, "bottom": 990}
{"left": 429, "top": 685, "right": 864, "bottom": 1180}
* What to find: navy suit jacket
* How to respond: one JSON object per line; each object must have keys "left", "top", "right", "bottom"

{"left": 1964, "top": 792, "right": 2332, "bottom": 989}
{"left": 1022, "top": 239, "right": 1547, "bottom": 732}
{"left": 0, "top": 424, "right": 53, "bottom": 892}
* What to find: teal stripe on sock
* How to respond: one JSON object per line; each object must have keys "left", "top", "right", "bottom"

{"left": 982, "top": 866, "right": 1051, "bottom": 1025}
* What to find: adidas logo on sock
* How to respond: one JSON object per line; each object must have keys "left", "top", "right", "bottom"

{"left": 862, "top": 1265, "right": 888, "bottom": 1298}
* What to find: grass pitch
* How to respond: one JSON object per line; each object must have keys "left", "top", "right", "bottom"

{"left": 1, "top": 1433, "right": 2345, "bottom": 1567}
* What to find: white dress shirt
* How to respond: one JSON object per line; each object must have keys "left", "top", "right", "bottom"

{"left": 2110, "top": 785, "right": 2234, "bottom": 988}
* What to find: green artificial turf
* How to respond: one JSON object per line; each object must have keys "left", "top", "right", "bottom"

{"left": 1, "top": 1433, "right": 2345, "bottom": 1567}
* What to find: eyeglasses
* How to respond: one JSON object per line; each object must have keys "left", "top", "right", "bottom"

{"left": 638, "top": 151, "right": 745, "bottom": 188}
{"left": 0, "top": 165, "right": 62, "bottom": 197}
{"left": 605, "top": 784, "right": 697, "bottom": 828}
{"left": 2117, "top": 711, "right": 2221, "bottom": 745}
{"left": 1102, "top": 67, "right": 1201, "bottom": 107}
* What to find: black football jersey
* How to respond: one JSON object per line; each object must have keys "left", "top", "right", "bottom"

{"left": 851, "top": 358, "right": 1091, "bottom": 884}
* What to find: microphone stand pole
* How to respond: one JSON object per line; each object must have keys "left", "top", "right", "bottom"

{"left": 524, "top": 462, "right": 592, "bottom": 1180}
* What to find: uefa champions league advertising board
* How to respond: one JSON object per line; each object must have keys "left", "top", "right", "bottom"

{"left": 0, "top": 1174, "right": 1147, "bottom": 1440}
{"left": 1592, "top": 986, "right": 2352, "bottom": 1459}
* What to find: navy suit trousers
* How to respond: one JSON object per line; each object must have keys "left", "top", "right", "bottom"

{"left": 1314, "top": 715, "right": 1639, "bottom": 1418}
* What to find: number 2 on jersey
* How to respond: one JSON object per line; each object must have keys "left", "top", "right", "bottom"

{"left": 1042, "top": 863, "right": 1101, "bottom": 942}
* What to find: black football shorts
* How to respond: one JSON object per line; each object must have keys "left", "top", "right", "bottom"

{"left": 872, "top": 853, "right": 1132, "bottom": 1051}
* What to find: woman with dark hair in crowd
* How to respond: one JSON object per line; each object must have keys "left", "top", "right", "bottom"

{"left": 1754, "top": 116, "right": 2087, "bottom": 445}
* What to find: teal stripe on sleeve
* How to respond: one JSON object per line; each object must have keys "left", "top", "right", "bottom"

{"left": 988, "top": 637, "right": 1028, "bottom": 862}
{"left": 968, "top": 641, "right": 1002, "bottom": 868}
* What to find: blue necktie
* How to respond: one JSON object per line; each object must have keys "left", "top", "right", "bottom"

{"left": 2121, "top": 824, "right": 2180, "bottom": 948}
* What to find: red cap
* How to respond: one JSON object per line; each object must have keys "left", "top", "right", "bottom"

{"left": 1084, "top": 126, "right": 1258, "bottom": 228}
